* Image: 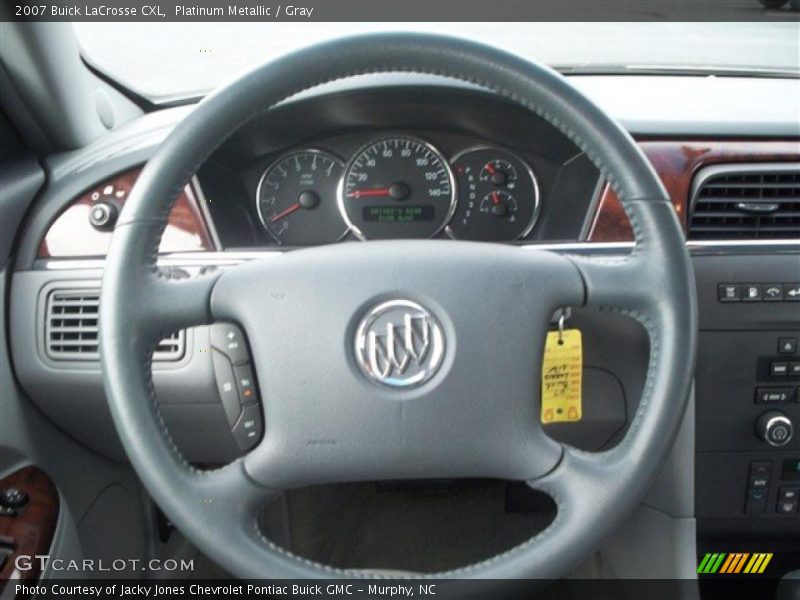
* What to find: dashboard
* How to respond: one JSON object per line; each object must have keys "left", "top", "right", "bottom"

{"left": 7, "top": 77, "right": 800, "bottom": 572}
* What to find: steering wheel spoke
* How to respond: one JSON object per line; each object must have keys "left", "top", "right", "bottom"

{"left": 140, "top": 272, "right": 221, "bottom": 339}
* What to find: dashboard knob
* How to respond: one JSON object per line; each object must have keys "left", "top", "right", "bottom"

{"left": 88, "top": 201, "right": 118, "bottom": 230}
{"left": 756, "top": 411, "right": 794, "bottom": 447}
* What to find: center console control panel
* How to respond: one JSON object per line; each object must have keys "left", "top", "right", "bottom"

{"left": 694, "top": 253, "right": 800, "bottom": 537}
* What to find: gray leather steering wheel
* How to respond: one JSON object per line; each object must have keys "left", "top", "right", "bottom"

{"left": 100, "top": 34, "right": 696, "bottom": 584}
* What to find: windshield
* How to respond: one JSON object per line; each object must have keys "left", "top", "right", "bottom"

{"left": 73, "top": 22, "right": 800, "bottom": 101}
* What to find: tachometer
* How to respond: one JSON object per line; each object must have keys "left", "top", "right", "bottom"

{"left": 338, "top": 136, "right": 455, "bottom": 240}
{"left": 257, "top": 150, "right": 347, "bottom": 245}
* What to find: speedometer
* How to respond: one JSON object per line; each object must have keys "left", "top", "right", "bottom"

{"left": 338, "top": 136, "right": 455, "bottom": 240}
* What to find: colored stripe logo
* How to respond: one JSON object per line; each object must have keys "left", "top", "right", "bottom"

{"left": 697, "top": 553, "right": 773, "bottom": 574}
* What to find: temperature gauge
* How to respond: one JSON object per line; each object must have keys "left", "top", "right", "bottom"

{"left": 447, "top": 147, "right": 539, "bottom": 242}
{"left": 481, "top": 190, "right": 518, "bottom": 218}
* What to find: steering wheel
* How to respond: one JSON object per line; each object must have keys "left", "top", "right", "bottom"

{"left": 100, "top": 34, "right": 696, "bottom": 584}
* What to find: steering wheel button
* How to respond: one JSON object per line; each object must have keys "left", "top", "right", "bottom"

{"left": 234, "top": 364, "right": 258, "bottom": 404}
{"left": 211, "top": 350, "right": 243, "bottom": 427}
{"left": 210, "top": 323, "right": 250, "bottom": 365}
{"left": 232, "top": 404, "right": 263, "bottom": 451}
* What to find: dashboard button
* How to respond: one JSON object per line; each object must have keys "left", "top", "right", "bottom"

{"left": 771, "top": 362, "right": 789, "bottom": 377}
{"left": 750, "top": 461, "right": 772, "bottom": 477}
{"left": 745, "top": 488, "right": 767, "bottom": 514}
{"left": 784, "top": 459, "right": 800, "bottom": 480}
{"left": 777, "top": 500, "right": 798, "bottom": 514}
{"left": 210, "top": 323, "right": 250, "bottom": 365}
{"left": 718, "top": 284, "right": 740, "bottom": 302}
{"left": 779, "top": 338, "right": 798, "bottom": 354}
{"left": 789, "top": 362, "right": 800, "bottom": 377}
{"left": 779, "top": 487, "right": 799, "bottom": 502}
{"left": 742, "top": 284, "right": 761, "bottom": 302}
{"left": 763, "top": 284, "right": 783, "bottom": 301}
{"left": 785, "top": 283, "right": 800, "bottom": 301}
{"left": 755, "top": 387, "right": 794, "bottom": 403}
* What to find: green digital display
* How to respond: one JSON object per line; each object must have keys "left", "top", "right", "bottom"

{"left": 362, "top": 205, "right": 435, "bottom": 223}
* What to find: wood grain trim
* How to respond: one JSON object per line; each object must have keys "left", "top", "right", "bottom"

{"left": 587, "top": 140, "right": 800, "bottom": 242}
{"left": 38, "top": 168, "right": 216, "bottom": 258}
{"left": 0, "top": 467, "right": 59, "bottom": 592}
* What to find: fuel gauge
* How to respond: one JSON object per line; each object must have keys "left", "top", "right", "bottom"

{"left": 447, "top": 147, "right": 539, "bottom": 242}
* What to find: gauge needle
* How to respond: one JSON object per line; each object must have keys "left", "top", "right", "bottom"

{"left": 270, "top": 202, "right": 301, "bottom": 222}
{"left": 484, "top": 163, "right": 496, "bottom": 175}
{"left": 492, "top": 191, "right": 501, "bottom": 205}
{"left": 347, "top": 188, "right": 392, "bottom": 198}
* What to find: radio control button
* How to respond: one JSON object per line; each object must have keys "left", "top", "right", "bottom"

{"left": 232, "top": 404, "right": 263, "bottom": 451}
{"left": 211, "top": 350, "right": 242, "bottom": 427}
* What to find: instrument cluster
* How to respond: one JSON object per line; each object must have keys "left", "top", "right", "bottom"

{"left": 255, "top": 134, "right": 540, "bottom": 245}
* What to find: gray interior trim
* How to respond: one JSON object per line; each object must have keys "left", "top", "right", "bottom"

{"left": 31, "top": 239, "right": 800, "bottom": 272}
{"left": 0, "top": 157, "right": 45, "bottom": 269}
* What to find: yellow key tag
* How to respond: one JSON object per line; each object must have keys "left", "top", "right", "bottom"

{"left": 541, "top": 329, "right": 583, "bottom": 423}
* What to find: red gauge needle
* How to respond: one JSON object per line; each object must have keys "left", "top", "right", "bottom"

{"left": 484, "top": 163, "right": 496, "bottom": 175}
{"left": 492, "top": 191, "right": 501, "bottom": 205}
{"left": 270, "top": 202, "right": 301, "bottom": 222}
{"left": 347, "top": 188, "right": 392, "bottom": 198}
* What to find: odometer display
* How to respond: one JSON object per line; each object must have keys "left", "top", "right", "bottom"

{"left": 338, "top": 136, "right": 455, "bottom": 239}
{"left": 363, "top": 205, "right": 435, "bottom": 223}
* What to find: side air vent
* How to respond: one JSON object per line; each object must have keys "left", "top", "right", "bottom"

{"left": 688, "top": 164, "right": 800, "bottom": 240}
{"left": 45, "top": 289, "right": 184, "bottom": 361}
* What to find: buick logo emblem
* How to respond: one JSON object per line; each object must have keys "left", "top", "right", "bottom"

{"left": 355, "top": 300, "right": 445, "bottom": 388}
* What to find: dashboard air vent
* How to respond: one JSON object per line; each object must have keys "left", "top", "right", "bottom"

{"left": 689, "top": 164, "right": 800, "bottom": 240}
{"left": 45, "top": 289, "right": 184, "bottom": 361}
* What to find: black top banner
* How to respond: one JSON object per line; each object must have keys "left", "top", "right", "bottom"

{"left": 5, "top": 0, "right": 800, "bottom": 22}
